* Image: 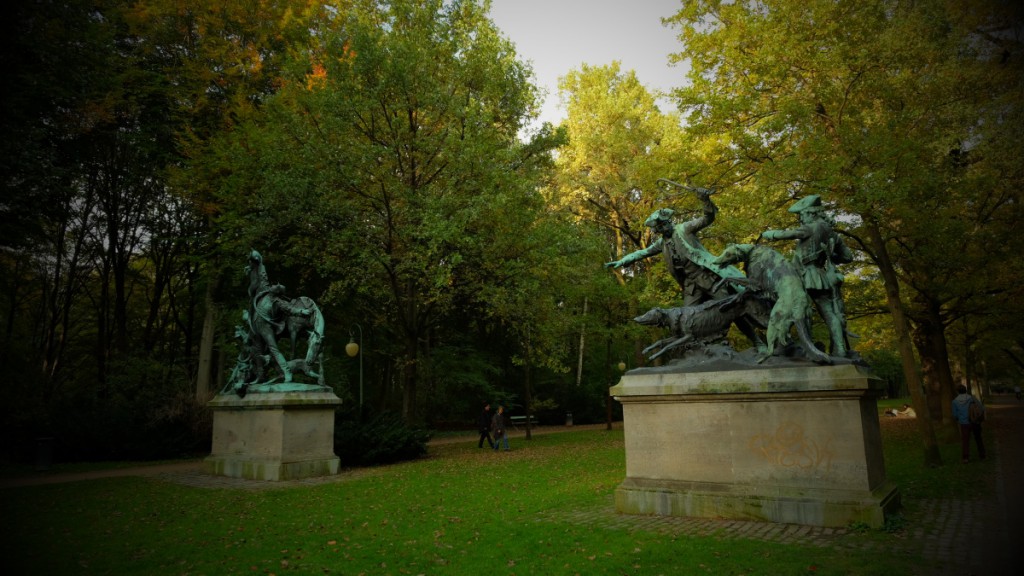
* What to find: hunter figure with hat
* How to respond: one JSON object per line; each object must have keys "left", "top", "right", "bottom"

{"left": 605, "top": 187, "right": 765, "bottom": 352}
{"left": 762, "top": 195, "right": 855, "bottom": 357}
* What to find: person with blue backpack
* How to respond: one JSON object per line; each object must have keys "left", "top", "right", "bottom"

{"left": 952, "top": 384, "right": 986, "bottom": 463}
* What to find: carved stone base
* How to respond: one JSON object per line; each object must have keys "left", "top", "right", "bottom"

{"left": 205, "top": 391, "right": 342, "bottom": 481}
{"left": 610, "top": 362, "right": 900, "bottom": 528}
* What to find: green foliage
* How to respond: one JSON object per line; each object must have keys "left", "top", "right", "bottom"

{"left": 333, "top": 411, "right": 432, "bottom": 466}
{"left": 665, "top": 0, "right": 1024, "bottom": 432}
{"left": 554, "top": 63, "right": 688, "bottom": 292}
{"left": 863, "top": 348, "right": 907, "bottom": 399}
{"left": 0, "top": 0, "right": 315, "bottom": 458}
{"left": 419, "top": 342, "right": 503, "bottom": 425}
{"left": 552, "top": 63, "right": 696, "bottom": 373}
{"left": 202, "top": 0, "right": 598, "bottom": 422}
{"left": 48, "top": 355, "right": 211, "bottom": 462}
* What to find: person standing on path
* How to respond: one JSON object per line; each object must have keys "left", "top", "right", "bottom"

{"left": 492, "top": 405, "right": 510, "bottom": 451}
{"left": 952, "top": 384, "right": 986, "bottom": 463}
{"left": 477, "top": 403, "right": 494, "bottom": 449}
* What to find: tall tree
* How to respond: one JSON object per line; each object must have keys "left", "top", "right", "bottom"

{"left": 0, "top": 0, "right": 166, "bottom": 390}
{"left": 555, "top": 62, "right": 686, "bottom": 265}
{"left": 122, "top": 0, "right": 323, "bottom": 399}
{"left": 206, "top": 0, "right": 566, "bottom": 420}
{"left": 553, "top": 63, "right": 698, "bottom": 365}
{"left": 667, "top": 0, "right": 1024, "bottom": 465}
{"left": 0, "top": 0, "right": 331, "bottom": 456}
{"left": 0, "top": 0, "right": 228, "bottom": 456}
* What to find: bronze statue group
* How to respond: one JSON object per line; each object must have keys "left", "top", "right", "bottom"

{"left": 226, "top": 185, "right": 856, "bottom": 394}
{"left": 607, "top": 185, "right": 856, "bottom": 365}
{"left": 224, "top": 250, "right": 326, "bottom": 396}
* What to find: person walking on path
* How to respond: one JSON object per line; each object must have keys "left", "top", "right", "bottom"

{"left": 477, "top": 403, "right": 494, "bottom": 449}
{"left": 952, "top": 384, "right": 986, "bottom": 463}
{"left": 492, "top": 405, "right": 510, "bottom": 451}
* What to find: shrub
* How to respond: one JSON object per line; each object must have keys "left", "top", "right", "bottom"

{"left": 334, "top": 411, "right": 432, "bottom": 466}
{"left": 26, "top": 356, "right": 213, "bottom": 463}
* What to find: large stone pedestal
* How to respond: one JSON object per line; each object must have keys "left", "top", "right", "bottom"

{"left": 205, "top": 390, "right": 342, "bottom": 481}
{"left": 610, "top": 363, "right": 899, "bottom": 528}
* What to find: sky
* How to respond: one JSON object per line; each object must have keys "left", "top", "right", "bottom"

{"left": 488, "top": 0, "right": 687, "bottom": 129}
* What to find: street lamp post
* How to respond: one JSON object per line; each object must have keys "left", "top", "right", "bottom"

{"left": 346, "top": 324, "right": 363, "bottom": 415}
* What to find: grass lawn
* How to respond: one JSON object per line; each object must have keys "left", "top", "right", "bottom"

{"left": 0, "top": 410, "right": 991, "bottom": 576}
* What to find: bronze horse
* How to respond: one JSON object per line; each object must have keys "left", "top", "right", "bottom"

{"left": 285, "top": 295, "right": 324, "bottom": 383}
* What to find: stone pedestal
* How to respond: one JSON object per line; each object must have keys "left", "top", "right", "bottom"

{"left": 610, "top": 363, "right": 899, "bottom": 528}
{"left": 205, "top": 390, "right": 342, "bottom": 481}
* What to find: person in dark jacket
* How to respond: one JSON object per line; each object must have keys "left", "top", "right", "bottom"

{"left": 952, "top": 385, "right": 986, "bottom": 463}
{"left": 477, "top": 403, "right": 494, "bottom": 449}
{"left": 492, "top": 405, "right": 510, "bottom": 451}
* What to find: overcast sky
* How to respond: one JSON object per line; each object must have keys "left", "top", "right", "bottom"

{"left": 488, "top": 0, "right": 687, "bottom": 128}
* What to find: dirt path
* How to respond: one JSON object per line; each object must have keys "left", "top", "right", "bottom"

{"left": 971, "top": 394, "right": 1024, "bottom": 573}
{"left": 0, "top": 423, "right": 615, "bottom": 488}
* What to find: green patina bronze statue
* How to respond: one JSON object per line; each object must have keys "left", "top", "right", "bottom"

{"left": 224, "top": 250, "right": 327, "bottom": 396}
{"left": 608, "top": 185, "right": 856, "bottom": 366}
{"left": 605, "top": 185, "right": 766, "bottom": 354}
{"left": 761, "top": 194, "right": 854, "bottom": 358}
{"left": 714, "top": 243, "right": 831, "bottom": 364}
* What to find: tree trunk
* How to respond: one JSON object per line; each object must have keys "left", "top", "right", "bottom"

{"left": 910, "top": 301, "right": 955, "bottom": 426}
{"left": 524, "top": 326, "right": 533, "bottom": 441}
{"left": 112, "top": 248, "right": 130, "bottom": 355}
{"left": 576, "top": 297, "right": 587, "bottom": 386}
{"left": 142, "top": 245, "right": 172, "bottom": 354}
{"left": 865, "top": 220, "right": 942, "bottom": 467}
{"left": 605, "top": 328, "right": 613, "bottom": 430}
{"left": 97, "top": 253, "right": 111, "bottom": 385}
{"left": 195, "top": 279, "right": 217, "bottom": 403}
{"left": 401, "top": 332, "right": 418, "bottom": 422}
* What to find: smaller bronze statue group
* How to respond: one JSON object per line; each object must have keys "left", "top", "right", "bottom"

{"left": 224, "top": 250, "right": 326, "bottom": 396}
{"left": 607, "top": 184, "right": 854, "bottom": 364}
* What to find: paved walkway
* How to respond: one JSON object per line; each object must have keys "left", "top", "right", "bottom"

{"left": 3, "top": 401, "right": 1022, "bottom": 574}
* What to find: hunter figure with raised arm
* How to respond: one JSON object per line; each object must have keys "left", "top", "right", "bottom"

{"left": 606, "top": 185, "right": 765, "bottom": 352}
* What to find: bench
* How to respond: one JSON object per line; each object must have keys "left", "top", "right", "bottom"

{"left": 508, "top": 415, "right": 538, "bottom": 429}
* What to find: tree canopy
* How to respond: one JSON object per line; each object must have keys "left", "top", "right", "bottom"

{"left": 666, "top": 0, "right": 1024, "bottom": 464}
{"left": 2, "top": 0, "right": 1019, "bottom": 463}
{"left": 201, "top": 0, "right": 596, "bottom": 421}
